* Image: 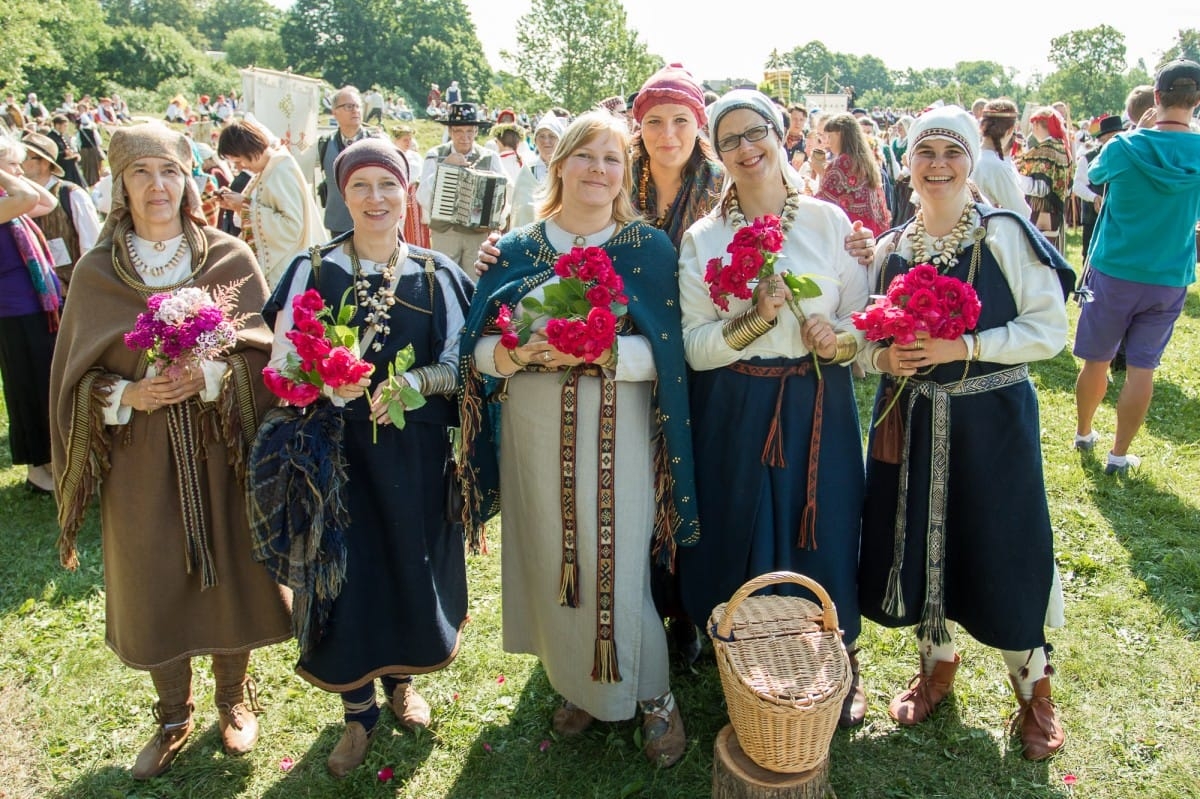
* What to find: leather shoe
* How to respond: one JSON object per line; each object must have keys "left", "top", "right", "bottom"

{"left": 888, "top": 654, "right": 960, "bottom": 726}
{"left": 551, "top": 700, "right": 594, "bottom": 736}
{"left": 1012, "top": 676, "right": 1065, "bottom": 760}
{"left": 327, "top": 721, "right": 375, "bottom": 778}
{"left": 131, "top": 706, "right": 193, "bottom": 780}
{"left": 838, "top": 647, "right": 866, "bottom": 728}
{"left": 389, "top": 681, "right": 431, "bottom": 731}
{"left": 642, "top": 702, "right": 686, "bottom": 768}
{"left": 217, "top": 702, "right": 259, "bottom": 755}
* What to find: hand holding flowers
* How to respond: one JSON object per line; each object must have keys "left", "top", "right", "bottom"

{"left": 496, "top": 247, "right": 627, "bottom": 372}
{"left": 851, "top": 263, "right": 982, "bottom": 425}
{"left": 123, "top": 278, "right": 249, "bottom": 410}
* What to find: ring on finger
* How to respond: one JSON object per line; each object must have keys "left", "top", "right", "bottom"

{"left": 914, "top": 340, "right": 924, "bottom": 350}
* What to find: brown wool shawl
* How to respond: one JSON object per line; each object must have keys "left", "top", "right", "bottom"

{"left": 50, "top": 229, "right": 277, "bottom": 566}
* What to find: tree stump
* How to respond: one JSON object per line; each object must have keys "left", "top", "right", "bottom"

{"left": 712, "top": 724, "right": 836, "bottom": 799}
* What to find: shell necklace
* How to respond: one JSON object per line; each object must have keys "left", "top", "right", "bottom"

{"left": 348, "top": 240, "right": 400, "bottom": 352}
{"left": 908, "top": 201, "right": 980, "bottom": 270}
{"left": 126, "top": 230, "right": 187, "bottom": 277}
{"left": 727, "top": 184, "right": 802, "bottom": 233}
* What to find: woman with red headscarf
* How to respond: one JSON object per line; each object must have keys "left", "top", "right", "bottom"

{"left": 1016, "top": 107, "right": 1072, "bottom": 253}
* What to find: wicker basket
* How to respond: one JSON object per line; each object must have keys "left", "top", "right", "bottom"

{"left": 707, "top": 571, "right": 851, "bottom": 774}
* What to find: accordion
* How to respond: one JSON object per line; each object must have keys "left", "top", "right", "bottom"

{"left": 430, "top": 164, "right": 507, "bottom": 229}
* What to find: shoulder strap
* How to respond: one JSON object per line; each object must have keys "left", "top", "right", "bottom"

{"left": 57, "top": 182, "right": 75, "bottom": 228}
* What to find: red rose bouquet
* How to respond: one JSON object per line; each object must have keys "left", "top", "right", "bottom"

{"left": 497, "top": 246, "right": 628, "bottom": 364}
{"left": 704, "top": 214, "right": 827, "bottom": 374}
{"left": 263, "top": 289, "right": 425, "bottom": 442}
{"left": 851, "top": 264, "right": 982, "bottom": 425}
{"left": 124, "top": 278, "right": 249, "bottom": 378}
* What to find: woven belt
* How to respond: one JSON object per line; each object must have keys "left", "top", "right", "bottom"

{"left": 882, "top": 363, "right": 1030, "bottom": 643}
{"left": 727, "top": 359, "right": 823, "bottom": 550}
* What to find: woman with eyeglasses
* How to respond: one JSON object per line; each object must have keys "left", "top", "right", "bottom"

{"left": 676, "top": 89, "right": 871, "bottom": 729}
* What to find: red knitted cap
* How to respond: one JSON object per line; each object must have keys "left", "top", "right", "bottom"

{"left": 632, "top": 63, "right": 706, "bottom": 126}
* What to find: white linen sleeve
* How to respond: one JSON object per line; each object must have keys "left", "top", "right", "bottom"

{"left": 102, "top": 379, "right": 134, "bottom": 426}
{"left": 975, "top": 221, "right": 1068, "bottom": 364}
{"left": 678, "top": 229, "right": 748, "bottom": 371}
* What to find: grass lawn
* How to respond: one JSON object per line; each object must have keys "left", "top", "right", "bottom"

{"left": 1, "top": 234, "right": 1198, "bottom": 798}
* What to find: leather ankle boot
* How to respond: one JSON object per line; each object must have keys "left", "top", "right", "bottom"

{"left": 641, "top": 693, "right": 685, "bottom": 768}
{"left": 838, "top": 647, "right": 867, "bottom": 728}
{"left": 216, "top": 677, "right": 261, "bottom": 756}
{"left": 888, "top": 654, "right": 960, "bottom": 726}
{"left": 389, "top": 681, "right": 431, "bottom": 731}
{"left": 551, "top": 700, "right": 594, "bottom": 736}
{"left": 131, "top": 701, "right": 194, "bottom": 780}
{"left": 327, "top": 721, "right": 375, "bottom": 778}
{"left": 1012, "top": 676, "right": 1064, "bottom": 760}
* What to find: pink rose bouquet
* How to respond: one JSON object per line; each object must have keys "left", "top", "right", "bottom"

{"left": 497, "top": 246, "right": 628, "bottom": 364}
{"left": 851, "top": 263, "right": 982, "bottom": 425}
{"left": 262, "top": 289, "right": 373, "bottom": 407}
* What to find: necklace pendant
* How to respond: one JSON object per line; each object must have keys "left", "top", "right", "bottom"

{"left": 152, "top": 240, "right": 166, "bottom": 252}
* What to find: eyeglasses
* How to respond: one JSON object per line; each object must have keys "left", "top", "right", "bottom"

{"left": 717, "top": 124, "right": 771, "bottom": 152}
{"left": 335, "top": 103, "right": 362, "bottom": 111}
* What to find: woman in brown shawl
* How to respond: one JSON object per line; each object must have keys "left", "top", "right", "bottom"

{"left": 48, "top": 124, "right": 291, "bottom": 781}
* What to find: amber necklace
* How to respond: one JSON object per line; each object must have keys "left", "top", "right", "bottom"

{"left": 637, "top": 163, "right": 670, "bottom": 229}
{"left": 347, "top": 240, "right": 401, "bottom": 352}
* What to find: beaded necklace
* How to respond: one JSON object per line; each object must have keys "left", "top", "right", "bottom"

{"left": 347, "top": 240, "right": 401, "bottom": 352}
{"left": 907, "top": 201, "right": 981, "bottom": 270}
{"left": 726, "top": 184, "right": 801, "bottom": 233}
{"left": 637, "top": 164, "right": 669, "bottom": 229}
{"left": 125, "top": 230, "right": 187, "bottom": 277}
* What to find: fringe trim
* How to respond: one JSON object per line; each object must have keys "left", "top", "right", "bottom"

{"left": 649, "top": 425, "right": 678, "bottom": 573}
{"left": 590, "top": 638, "right": 622, "bottom": 684}
{"left": 56, "top": 369, "right": 117, "bottom": 570}
{"left": 218, "top": 353, "right": 259, "bottom": 487}
{"left": 456, "top": 370, "right": 490, "bottom": 554}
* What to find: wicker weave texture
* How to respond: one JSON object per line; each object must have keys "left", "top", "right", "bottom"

{"left": 708, "top": 572, "right": 851, "bottom": 774}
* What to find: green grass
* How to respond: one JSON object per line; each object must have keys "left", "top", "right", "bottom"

{"left": 2, "top": 230, "right": 1199, "bottom": 797}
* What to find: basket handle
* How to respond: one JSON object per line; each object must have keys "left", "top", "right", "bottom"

{"left": 714, "top": 570, "right": 841, "bottom": 640}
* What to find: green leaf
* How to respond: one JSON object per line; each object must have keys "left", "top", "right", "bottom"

{"left": 521, "top": 296, "right": 545, "bottom": 315}
{"left": 393, "top": 343, "right": 417, "bottom": 373}
{"left": 399, "top": 386, "right": 427, "bottom": 410}
{"left": 387, "top": 402, "right": 407, "bottom": 430}
{"left": 783, "top": 273, "right": 824, "bottom": 299}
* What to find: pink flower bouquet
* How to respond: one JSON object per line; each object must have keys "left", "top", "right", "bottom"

{"left": 123, "top": 278, "right": 248, "bottom": 378}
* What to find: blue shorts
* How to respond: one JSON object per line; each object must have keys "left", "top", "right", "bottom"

{"left": 1073, "top": 270, "right": 1187, "bottom": 369}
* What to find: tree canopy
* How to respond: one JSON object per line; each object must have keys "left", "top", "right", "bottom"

{"left": 0, "top": 0, "right": 1195, "bottom": 125}
{"left": 506, "top": 0, "right": 661, "bottom": 112}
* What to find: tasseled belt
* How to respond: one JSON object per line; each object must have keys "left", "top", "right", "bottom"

{"left": 882, "top": 363, "right": 1030, "bottom": 645}
{"left": 727, "top": 358, "right": 823, "bottom": 550}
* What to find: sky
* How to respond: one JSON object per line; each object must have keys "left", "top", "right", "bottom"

{"left": 461, "top": 1, "right": 1200, "bottom": 88}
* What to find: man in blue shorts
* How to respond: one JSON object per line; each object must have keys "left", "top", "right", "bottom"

{"left": 1073, "top": 59, "right": 1200, "bottom": 475}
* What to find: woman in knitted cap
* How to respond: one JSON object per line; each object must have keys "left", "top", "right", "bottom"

{"left": 676, "top": 88, "right": 872, "bottom": 729}
{"left": 508, "top": 111, "right": 566, "bottom": 229}
{"left": 48, "top": 123, "right": 292, "bottom": 779}
{"left": 257, "top": 137, "right": 475, "bottom": 777}
{"left": 857, "top": 105, "right": 1074, "bottom": 759}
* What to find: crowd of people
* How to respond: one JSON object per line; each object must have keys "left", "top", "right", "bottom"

{"left": 0, "top": 56, "right": 1197, "bottom": 786}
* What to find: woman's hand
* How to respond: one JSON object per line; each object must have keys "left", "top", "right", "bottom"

{"left": 878, "top": 334, "right": 969, "bottom": 375}
{"left": 845, "top": 221, "right": 876, "bottom": 267}
{"left": 474, "top": 230, "right": 502, "bottom": 275}
{"left": 332, "top": 375, "right": 371, "bottom": 401}
{"left": 122, "top": 363, "right": 205, "bottom": 411}
{"left": 754, "top": 274, "right": 788, "bottom": 323}
{"left": 801, "top": 314, "right": 837, "bottom": 360}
